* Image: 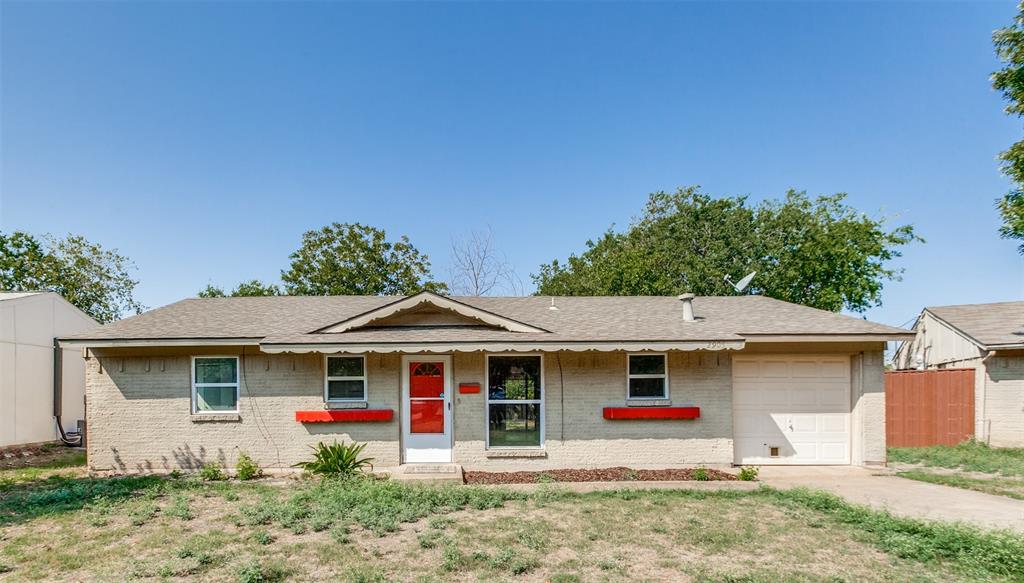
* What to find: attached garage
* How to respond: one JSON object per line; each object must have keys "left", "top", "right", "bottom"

{"left": 732, "top": 355, "right": 852, "bottom": 465}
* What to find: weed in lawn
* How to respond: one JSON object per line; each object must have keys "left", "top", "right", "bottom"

{"left": 738, "top": 466, "right": 759, "bottom": 481}
{"left": 165, "top": 493, "right": 195, "bottom": 520}
{"left": 487, "top": 547, "right": 539, "bottom": 574}
{"left": 417, "top": 529, "right": 443, "bottom": 549}
{"left": 537, "top": 472, "right": 557, "bottom": 483}
{"left": 693, "top": 467, "right": 711, "bottom": 481}
{"left": 126, "top": 500, "right": 159, "bottom": 526}
{"left": 330, "top": 525, "right": 351, "bottom": 544}
{"left": 237, "top": 559, "right": 288, "bottom": 583}
{"left": 344, "top": 566, "right": 389, "bottom": 583}
{"left": 550, "top": 574, "right": 581, "bottom": 583}
{"left": 440, "top": 543, "right": 467, "bottom": 572}
{"left": 0, "top": 473, "right": 172, "bottom": 525}
{"left": 251, "top": 530, "right": 275, "bottom": 545}
{"left": 427, "top": 516, "right": 454, "bottom": 530}
{"left": 0, "top": 563, "right": 11, "bottom": 574}
{"left": 199, "top": 462, "right": 226, "bottom": 481}
{"left": 236, "top": 452, "right": 263, "bottom": 480}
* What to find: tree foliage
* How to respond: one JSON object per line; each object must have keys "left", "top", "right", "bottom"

{"left": 281, "top": 223, "right": 447, "bottom": 296}
{"left": 0, "top": 230, "right": 142, "bottom": 323}
{"left": 993, "top": 3, "right": 1024, "bottom": 253}
{"left": 533, "top": 187, "right": 919, "bottom": 313}
{"left": 198, "top": 280, "right": 281, "bottom": 298}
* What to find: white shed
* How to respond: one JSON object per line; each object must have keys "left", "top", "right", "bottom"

{"left": 0, "top": 292, "right": 99, "bottom": 447}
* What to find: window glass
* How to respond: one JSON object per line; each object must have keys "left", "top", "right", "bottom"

{"left": 193, "top": 357, "right": 239, "bottom": 413}
{"left": 326, "top": 356, "right": 367, "bottom": 401}
{"left": 327, "top": 380, "right": 365, "bottom": 401}
{"left": 195, "top": 358, "right": 238, "bottom": 384}
{"left": 488, "top": 356, "right": 542, "bottom": 400}
{"left": 627, "top": 354, "right": 668, "bottom": 399}
{"left": 328, "top": 357, "right": 364, "bottom": 377}
{"left": 488, "top": 403, "right": 541, "bottom": 447}
{"left": 629, "top": 355, "right": 665, "bottom": 375}
{"left": 628, "top": 377, "right": 666, "bottom": 399}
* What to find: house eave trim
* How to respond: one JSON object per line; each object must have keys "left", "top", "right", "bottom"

{"left": 258, "top": 340, "right": 746, "bottom": 354}
{"left": 57, "top": 337, "right": 263, "bottom": 348}
{"left": 742, "top": 334, "right": 915, "bottom": 342}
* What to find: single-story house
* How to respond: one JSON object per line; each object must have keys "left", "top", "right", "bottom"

{"left": 893, "top": 301, "right": 1024, "bottom": 447}
{"left": 1, "top": 291, "right": 98, "bottom": 447}
{"left": 59, "top": 292, "right": 912, "bottom": 474}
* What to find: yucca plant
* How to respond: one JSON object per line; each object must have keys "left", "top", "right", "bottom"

{"left": 293, "top": 441, "right": 374, "bottom": 476}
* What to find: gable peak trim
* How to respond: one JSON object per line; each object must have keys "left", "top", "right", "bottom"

{"left": 315, "top": 291, "right": 549, "bottom": 334}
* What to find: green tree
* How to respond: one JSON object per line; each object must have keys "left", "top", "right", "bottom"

{"left": 197, "top": 280, "right": 281, "bottom": 298}
{"left": 993, "top": 4, "right": 1024, "bottom": 253}
{"left": 0, "top": 231, "right": 143, "bottom": 323}
{"left": 281, "top": 223, "right": 447, "bottom": 296}
{"left": 533, "top": 187, "right": 919, "bottom": 313}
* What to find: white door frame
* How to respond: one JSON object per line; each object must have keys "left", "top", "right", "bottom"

{"left": 401, "top": 354, "right": 453, "bottom": 463}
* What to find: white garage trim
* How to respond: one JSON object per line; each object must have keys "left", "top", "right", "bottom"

{"left": 732, "top": 355, "right": 851, "bottom": 465}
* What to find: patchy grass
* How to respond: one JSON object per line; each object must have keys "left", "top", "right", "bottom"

{"left": 889, "top": 441, "right": 1024, "bottom": 477}
{"left": 889, "top": 442, "right": 1024, "bottom": 501}
{"left": 0, "top": 450, "right": 86, "bottom": 487}
{"left": 897, "top": 469, "right": 1024, "bottom": 501}
{"left": 1, "top": 473, "right": 1022, "bottom": 582}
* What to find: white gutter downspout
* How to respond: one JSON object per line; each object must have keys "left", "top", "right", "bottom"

{"left": 980, "top": 350, "right": 995, "bottom": 444}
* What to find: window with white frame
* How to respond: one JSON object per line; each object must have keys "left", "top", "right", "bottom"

{"left": 627, "top": 353, "right": 668, "bottom": 399}
{"left": 325, "top": 355, "right": 367, "bottom": 401}
{"left": 487, "top": 355, "right": 543, "bottom": 448}
{"left": 192, "top": 356, "right": 240, "bottom": 413}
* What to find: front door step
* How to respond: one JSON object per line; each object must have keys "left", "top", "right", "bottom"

{"left": 393, "top": 464, "right": 464, "bottom": 483}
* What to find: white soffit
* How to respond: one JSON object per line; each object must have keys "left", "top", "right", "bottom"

{"left": 317, "top": 291, "right": 548, "bottom": 334}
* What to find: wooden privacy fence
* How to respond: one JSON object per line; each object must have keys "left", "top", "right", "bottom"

{"left": 886, "top": 369, "right": 975, "bottom": 447}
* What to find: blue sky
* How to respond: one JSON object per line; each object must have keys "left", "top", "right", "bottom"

{"left": 1, "top": 0, "right": 1022, "bottom": 329}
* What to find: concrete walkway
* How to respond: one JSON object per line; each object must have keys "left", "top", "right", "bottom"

{"left": 758, "top": 466, "right": 1024, "bottom": 532}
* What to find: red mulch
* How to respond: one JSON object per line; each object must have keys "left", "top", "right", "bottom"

{"left": 463, "top": 466, "right": 738, "bottom": 485}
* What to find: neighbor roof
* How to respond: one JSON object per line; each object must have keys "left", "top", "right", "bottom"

{"left": 61, "top": 293, "right": 910, "bottom": 351}
{"left": 926, "top": 301, "right": 1024, "bottom": 349}
{"left": 0, "top": 291, "right": 45, "bottom": 302}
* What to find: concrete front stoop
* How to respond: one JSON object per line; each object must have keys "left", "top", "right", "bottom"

{"left": 389, "top": 464, "right": 465, "bottom": 484}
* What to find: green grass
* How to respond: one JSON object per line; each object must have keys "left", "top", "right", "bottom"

{"left": 0, "top": 450, "right": 86, "bottom": 487}
{"left": 897, "top": 469, "right": 1024, "bottom": 500}
{"left": 889, "top": 440, "right": 1024, "bottom": 477}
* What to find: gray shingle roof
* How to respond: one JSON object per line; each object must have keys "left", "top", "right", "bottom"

{"left": 927, "top": 301, "right": 1024, "bottom": 349}
{"left": 62, "top": 294, "right": 909, "bottom": 345}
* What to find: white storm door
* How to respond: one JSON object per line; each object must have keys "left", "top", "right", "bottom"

{"left": 733, "top": 356, "right": 851, "bottom": 465}
{"left": 401, "top": 355, "right": 453, "bottom": 463}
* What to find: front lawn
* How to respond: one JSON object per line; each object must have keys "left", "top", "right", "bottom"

{"left": 2, "top": 471, "right": 1023, "bottom": 582}
{"left": 889, "top": 441, "right": 1024, "bottom": 500}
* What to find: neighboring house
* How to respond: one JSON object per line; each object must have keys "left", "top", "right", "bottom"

{"left": 60, "top": 292, "right": 911, "bottom": 474}
{"left": 1, "top": 291, "right": 99, "bottom": 447}
{"left": 893, "top": 301, "right": 1024, "bottom": 447}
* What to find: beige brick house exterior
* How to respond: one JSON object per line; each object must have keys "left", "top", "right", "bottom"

{"left": 64, "top": 293, "right": 907, "bottom": 474}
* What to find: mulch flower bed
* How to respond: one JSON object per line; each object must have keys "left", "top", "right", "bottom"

{"left": 463, "top": 466, "right": 738, "bottom": 485}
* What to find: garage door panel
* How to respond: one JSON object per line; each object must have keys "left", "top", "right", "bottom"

{"left": 733, "top": 356, "right": 851, "bottom": 465}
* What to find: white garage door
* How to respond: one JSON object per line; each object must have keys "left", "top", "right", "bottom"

{"left": 733, "top": 356, "right": 851, "bottom": 465}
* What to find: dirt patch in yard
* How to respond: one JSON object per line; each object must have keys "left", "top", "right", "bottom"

{"left": 464, "top": 466, "right": 738, "bottom": 484}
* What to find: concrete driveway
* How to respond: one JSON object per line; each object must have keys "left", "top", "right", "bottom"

{"left": 759, "top": 466, "right": 1024, "bottom": 532}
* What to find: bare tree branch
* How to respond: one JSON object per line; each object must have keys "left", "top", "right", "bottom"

{"left": 448, "top": 227, "right": 523, "bottom": 296}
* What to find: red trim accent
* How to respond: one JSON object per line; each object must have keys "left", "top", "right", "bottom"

{"left": 602, "top": 407, "right": 700, "bottom": 420}
{"left": 295, "top": 409, "right": 394, "bottom": 423}
{"left": 459, "top": 383, "right": 481, "bottom": 394}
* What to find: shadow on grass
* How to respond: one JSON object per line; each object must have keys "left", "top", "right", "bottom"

{"left": 0, "top": 473, "right": 176, "bottom": 526}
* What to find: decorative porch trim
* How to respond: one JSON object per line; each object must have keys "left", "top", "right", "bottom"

{"left": 316, "top": 291, "right": 548, "bottom": 334}
{"left": 295, "top": 409, "right": 394, "bottom": 423}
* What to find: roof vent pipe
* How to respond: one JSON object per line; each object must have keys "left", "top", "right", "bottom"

{"left": 678, "top": 293, "right": 695, "bottom": 322}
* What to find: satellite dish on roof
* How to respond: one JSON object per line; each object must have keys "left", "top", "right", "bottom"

{"left": 724, "top": 271, "right": 756, "bottom": 293}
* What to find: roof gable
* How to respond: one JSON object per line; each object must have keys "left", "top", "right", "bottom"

{"left": 925, "top": 301, "right": 1024, "bottom": 349}
{"left": 315, "top": 291, "right": 549, "bottom": 334}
